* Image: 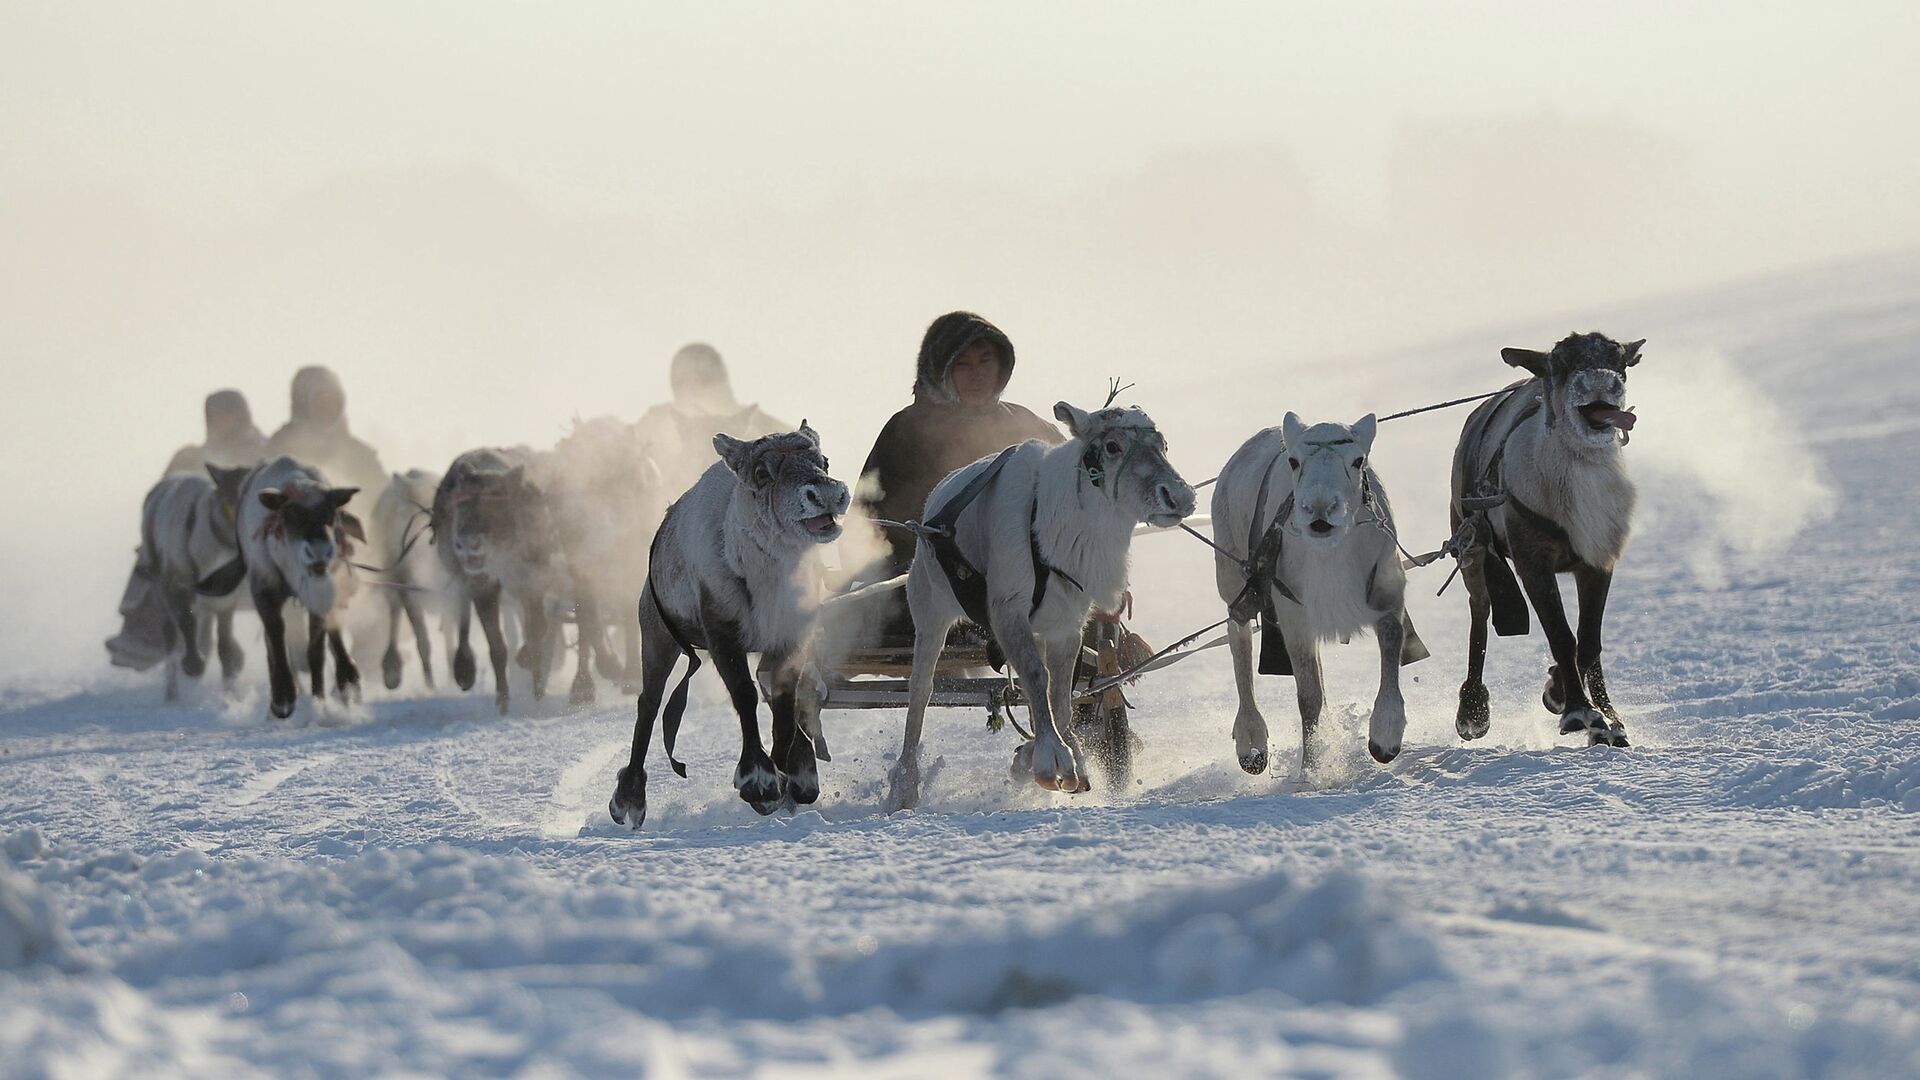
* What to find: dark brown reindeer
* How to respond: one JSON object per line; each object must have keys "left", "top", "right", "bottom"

{"left": 1451, "top": 332, "right": 1644, "bottom": 747}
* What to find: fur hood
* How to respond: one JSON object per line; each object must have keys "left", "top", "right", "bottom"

{"left": 914, "top": 312, "right": 1015, "bottom": 404}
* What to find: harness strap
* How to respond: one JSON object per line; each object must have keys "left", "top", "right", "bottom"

{"left": 1028, "top": 496, "right": 1084, "bottom": 614}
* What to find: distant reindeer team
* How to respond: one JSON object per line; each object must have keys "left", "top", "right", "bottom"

{"left": 130, "top": 330, "right": 1648, "bottom": 828}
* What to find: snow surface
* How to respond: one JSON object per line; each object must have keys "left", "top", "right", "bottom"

{"left": 5, "top": 255, "right": 1920, "bottom": 1077}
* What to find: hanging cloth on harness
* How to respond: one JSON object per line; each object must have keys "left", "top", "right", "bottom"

{"left": 643, "top": 526, "right": 744, "bottom": 779}
{"left": 922, "top": 445, "right": 1083, "bottom": 634}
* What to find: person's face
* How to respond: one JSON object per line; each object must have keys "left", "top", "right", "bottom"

{"left": 949, "top": 341, "right": 1001, "bottom": 406}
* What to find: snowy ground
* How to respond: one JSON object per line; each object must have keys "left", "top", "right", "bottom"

{"left": 5, "top": 255, "right": 1919, "bottom": 1077}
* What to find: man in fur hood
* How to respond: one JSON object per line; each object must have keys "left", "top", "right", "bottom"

{"left": 266, "top": 366, "right": 387, "bottom": 497}
{"left": 162, "top": 389, "right": 267, "bottom": 477}
{"left": 637, "top": 342, "right": 788, "bottom": 493}
{"left": 856, "top": 311, "right": 1063, "bottom": 575}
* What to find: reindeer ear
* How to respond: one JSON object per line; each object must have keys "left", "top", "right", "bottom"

{"left": 258, "top": 489, "right": 287, "bottom": 512}
{"left": 1350, "top": 413, "right": 1378, "bottom": 455}
{"left": 338, "top": 511, "right": 367, "bottom": 543}
{"left": 1622, "top": 338, "right": 1646, "bottom": 367}
{"left": 713, "top": 433, "right": 753, "bottom": 476}
{"left": 798, "top": 419, "right": 820, "bottom": 446}
{"left": 1501, "top": 348, "right": 1553, "bottom": 378}
{"left": 1053, "top": 401, "right": 1092, "bottom": 437}
{"left": 326, "top": 487, "right": 359, "bottom": 510}
{"left": 1281, "top": 412, "right": 1307, "bottom": 451}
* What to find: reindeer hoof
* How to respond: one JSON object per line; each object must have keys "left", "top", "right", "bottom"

{"left": 269, "top": 697, "right": 295, "bottom": 720}
{"left": 1368, "top": 740, "right": 1400, "bottom": 764}
{"left": 608, "top": 765, "right": 647, "bottom": 829}
{"left": 735, "top": 758, "right": 783, "bottom": 811}
{"left": 885, "top": 758, "right": 921, "bottom": 812}
{"left": 1457, "top": 683, "right": 1491, "bottom": 740}
{"left": 569, "top": 678, "right": 595, "bottom": 706}
{"left": 1589, "top": 721, "right": 1630, "bottom": 748}
{"left": 495, "top": 691, "right": 511, "bottom": 715}
{"left": 453, "top": 649, "right": 476, "bottom": 691}
{"left": 382, "top": 649, "right": 403, "bottom": 690}
{"left": 1543, "top": 666, "right": 1567, "bottom": 714}
{"left": 181, "top": 653, "right": 206, "bottom": 679}
{"left": 1239, "top": 748, "right": 1269, "bottom": 775}
{"left": 1559, "top": 707, "right": 1606, "bottom": 737}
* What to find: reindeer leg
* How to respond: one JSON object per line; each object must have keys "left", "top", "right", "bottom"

{"left": 762, "top": 652, "right": 817, "bottom": 808}
{"left": 569, "top": 594, "right": 598, "bottom": 705}
{"left": 216, "top": 608, "right": 244, "bottom": 686}
{"left": 1044, "top": 630, "right": 1091, "bottom": 794}
{"left": 474, "top": 584, "right": 512, "bottom": 713}
{"left": 888, "top": 605, "right": 953, "bottom": 813}
{"left": 381, "top": 594, "right": 405, "bottom": 689}
{"left": 609, "top": 602, "right": 679, "bottom": 829}
{"left": 452, "top": 588, "right": 478, "bottom": 691}
{"left": 162, "top": 614, "right": 180, "bottom": 702}
{"left": 328, "top": 627, "right": 360, "bottom": 704}
{"left": 990, "top": 606, "right": 1076, "bottom": 793}
{"left": 168, "top": 584, "right": 205, "bottom": 681}
{"left": 404, "top": 593, "right": 435, "bottom": 688}
{"left": 255, "top": 584, "right": 297, "bottom": 719}
{"left": 1281, "top": 613, "right": 1325, "bottom": 773}
{"left": 523, "top": 590, "right": 552, "bottom": 701}
{"left": 708, "top": 628, "right": 781, "bottom": 815}
{"left": 1227, "top": 618, "right": 1270, "bottom": 774}
{"left": 1369, "top": 610, "right": 1407, "bottom": 763}
{"left": 1515, "top": 564, "right": 1608, "bottom": 744}
{"left": 1457, "top": 552, "right": 1494, "bottom": 741}
{"left": 306, "top": 612, "right": 328, "bottom": 703}
{"left": 1574, "top": 565, "right": 1627, "bottom": 746}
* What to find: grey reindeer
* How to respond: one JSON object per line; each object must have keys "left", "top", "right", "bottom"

{"left": 137, "top": 465, "right": 254, "bottom": 699}
{"left": 1451, "top": 332, "right": 1644, "bottom": 747}
{"left": 609, "top": 424, "right": 849, "bottom": 830}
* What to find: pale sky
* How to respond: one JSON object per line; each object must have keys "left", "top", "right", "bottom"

{"left": 2, "top": 1, "right": 1915, "bottom": 675}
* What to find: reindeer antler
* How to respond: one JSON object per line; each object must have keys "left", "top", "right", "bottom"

{"left": 1103, "top": 377, "right": 1137, "bottom": 409}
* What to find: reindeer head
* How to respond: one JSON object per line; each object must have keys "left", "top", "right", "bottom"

{"left": 1280, "top": 412, "right": 1378, "bottom": 545}
{"left": 444, "top": 465, "right": 541, "bottom": 578}
{"left": 258, "top": 480, "right": 361, "bottom": 580}
{"left": 715, "top": 422, "right": 850, "bottom": 546}
{"left": 1502, "top": 332, "right": 1644, "bottom": 451}
{"left": 1054, "top": 402, "right": 1196, "bottom": 528}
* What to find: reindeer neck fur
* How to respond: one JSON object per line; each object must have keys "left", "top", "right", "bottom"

{"left": 1276, "top": 471, "right": 1401, "bottom": 640}
{"left": 719, "top": 482, "right": 823, "bottom": 655}
{"left": 1032, "top": 438, "right": 1133, "bottom": 614}
{"left": 1505, "top": 403, "right": 1636, "bottom": 571}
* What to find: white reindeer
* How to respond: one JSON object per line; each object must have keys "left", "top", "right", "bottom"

{"left": 237, "top": 456, "right": 365, "bottom": 718}
{"left": 137, "top": 465, "right": 253, "bottom": 699}
{"left": 609, "top": 424, "right": 850, "bottom": 829}
{"left": 1211, "top": 413, "right": 1429, "bottom": 772}
{"left": 1451, "top": 332, "right": 1643, "bottom": 747}
{"left": 888, "top": 402, "right": 1196, "bottom": 810}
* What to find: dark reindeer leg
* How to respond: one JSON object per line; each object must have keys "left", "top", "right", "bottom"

{"left": 453, "top": 589, "right": 477, "bottom": 691}
{"left": 1457, "top": 551, "right": 1494, "bottom": 740}
{"left": 254, "top": 584, "right": 297, "bottom": 718}
{"left": 168, "top": 585, "right": 205, "bottom": 681}
{"left": 761, "top": 652, "right": 817, "bottom": 807}
{"left": 474, "top": 583, "right": 512, "bottom": 713}
{"left": 306, "top": 612, "right": 328, "bottom": 701}
{"left": 405, "top": 593, "right": 435, "bottom": 688}
{"left": 609, "top": 600, "right": 680, "bottom": 829}
{"left": 1514, "top": 563, "right": 1608, "bottom": 744}
{"left": 1574, "top": 564, "right": 1627, "bottom": 745}
{"left": 707, "top": 621, "right": 781, "bottom": 814}
{"left": 328, "top": 627, "right": 360, "bottom": 703}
